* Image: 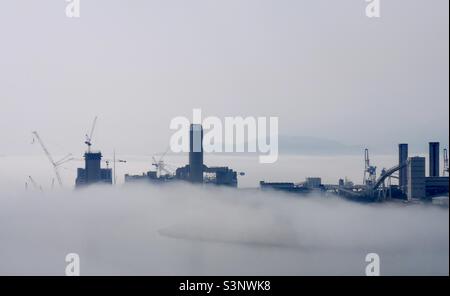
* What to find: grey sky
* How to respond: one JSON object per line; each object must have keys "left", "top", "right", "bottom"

{"left": 0, "top": 0, "right": 448, "bottom": 156}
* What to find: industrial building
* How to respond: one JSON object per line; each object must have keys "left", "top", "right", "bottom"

{"left": 260, "top": 177, "right": 325, "bottom": 194}
{"left": 335, "top": 142, "right": 449, "bottom": 202}
{"left": 260, "top": 142, "right": 448, "bottom": 202}
{"left": 124, "top": 124, "right": 239, "bottom": 187}
{"left": 124, "top": 170, "right": 173, "bottom": 183}
{"left": 72, "top": 117, "right": 446, "bottom": 202}
{"left": 406, "top": 157, "right": 426, "bottom": 200}
{"left": 174, "top": 165, "right": 238, "bottom": 187}
{"left": 402, "top": 142, "right": 449, "bottom": 200}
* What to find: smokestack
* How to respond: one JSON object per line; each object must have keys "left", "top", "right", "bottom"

{"left": 189, "top": 124, "right": 204, "bottom": 183}
{"left": 429, "top": 142, "right": 440, "bottom": 177}
{"left": 399, "top": 144, "right": 408, "bottom": 192}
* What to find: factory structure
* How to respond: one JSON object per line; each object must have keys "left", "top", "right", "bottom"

{"left": 124, "top": 124, "right": 240, "bottom": 187}
{"left": 260, "top": 177, "right": 325, "bottom": 194}
{"left": 331, "top": 142, "right": 448, "bottom": 202}
{"left": 72, "top": 120, "right": 448, "bottom": 202}
{"left": 33, "top": 117, "right": 447, "bottom": 203}
{"left": 260, "top": 142, "right": 449, "bottom": 202}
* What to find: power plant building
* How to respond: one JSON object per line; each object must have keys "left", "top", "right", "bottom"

{"left": 124, "top": 124, "right": 239, "bottom": 187}
{"left": 119, "top": 125, "right": 447, "bottom": 201}
{"left": 407, "top": 157, "right": 426, "bottom": 200}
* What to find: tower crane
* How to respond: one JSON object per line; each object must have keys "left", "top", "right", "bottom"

{"left": 71, "top": 157, "right": 126, "bottom": 166}
{"left": 363, "top": 148, "right": 377, "bottom": 187}
{"left": 28, "top": 176, "right": 43, "bottom": 192}
{"left": 444, "top": 148, "right": 449, "bottom": 176}
{"left": 85, "top": 116, "right": 98, "bottom": 152}
{"left": 32, "top": 131, "right": 74, "bottom": 188}
{"left": 152, "top": 148, "right": 175, "bottom": 177}
{"left": 105, "top": 159, "right": 127, "bottom": 168}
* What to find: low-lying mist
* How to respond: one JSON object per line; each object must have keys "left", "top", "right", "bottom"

{"left": 0, "top": 183, "right": 448, "bottom": 275}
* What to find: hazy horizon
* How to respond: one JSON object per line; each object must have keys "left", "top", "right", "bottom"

{"left": 0, "top": 0, "right": 448, "bottom": 156}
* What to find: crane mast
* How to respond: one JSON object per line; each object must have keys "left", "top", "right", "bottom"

{"left": 363, "top": 148, "right": 377, "bottom": 186}
{"left": 32, "top": 131, "right": 63, "bottom": 187}
{"left": 152, "top": 147, "right": 173, "bottom": 177}
{"left": 85, "top": 116, "right": 98, "bottom": 152}
{"left": 28, "top": 176, "right": 43, "bottom": 192}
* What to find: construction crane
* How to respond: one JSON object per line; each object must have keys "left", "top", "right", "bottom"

{"left": 85, "top": 116, "right": 98, "bottom": 152}
{"left": 444, "top": 148, "right": 449, "bottom": 176}
{"left": 152, "top": 148, "right": 175, "bottom": 177}
{"left": 105, "top": 159, "right": 127, "bottom": 168}
{"left": 71, "top": 157, "right": 126, "bottom": 166}
{"left": 28, "top": 176, "right": 43, "bottom": 192}
{"left": 363, "top": 148, "right": 377, "bottom": 186}
{"left": 32, "top": 131, "right": 74, "bottom": 188}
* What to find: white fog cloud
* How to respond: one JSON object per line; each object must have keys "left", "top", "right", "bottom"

{"left": 0, "top": 183, "right": 448, "bottom": 275}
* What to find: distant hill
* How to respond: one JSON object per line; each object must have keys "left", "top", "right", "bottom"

{"left": 204, "top": 136, "right": 363, "bottom": 156}
{"left": 278, "top": 135, "right": 362, "bottom": 155}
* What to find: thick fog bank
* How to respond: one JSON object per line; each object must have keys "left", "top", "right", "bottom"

{"left": 0, "top": 184, "right": 448, "bottom": 275}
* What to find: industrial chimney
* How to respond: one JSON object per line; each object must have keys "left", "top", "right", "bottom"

{"left": 189, "top": 124, "right": 204, "bottom": 183}
{"left": 398, "top": 143, "right": 408, "bottom": 192}
{"left": 429, "top": 142, "right": 440, "bottom": 177}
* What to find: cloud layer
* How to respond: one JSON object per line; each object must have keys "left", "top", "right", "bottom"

{"left": 0, "top": 183, "right": 448, "bottom": 275}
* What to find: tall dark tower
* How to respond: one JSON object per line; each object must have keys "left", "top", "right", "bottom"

{"left": 189, "top": 124, "right": 204, "bottom": 183}
{"left": 85, "top": 152, "right": 102, "bottom": 183}
{"left": 399, "top": 144, "right": 408, "bottom": 192}
{"left": 429, "top": 142, "right": 440, "bottom": 177}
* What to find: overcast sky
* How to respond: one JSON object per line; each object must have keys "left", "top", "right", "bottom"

{"left": 0, "top": 0, "right": 448, "bottom": 156}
